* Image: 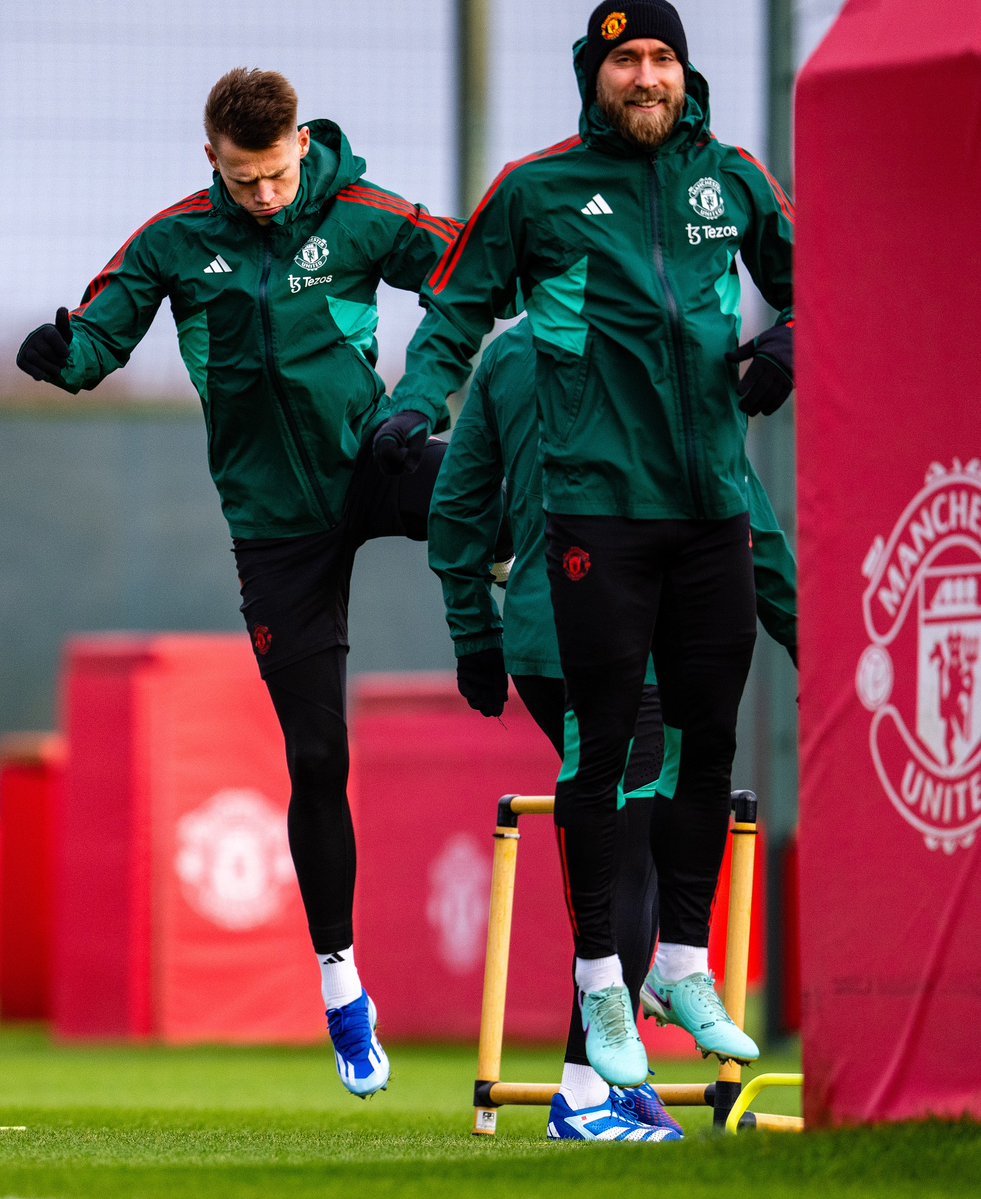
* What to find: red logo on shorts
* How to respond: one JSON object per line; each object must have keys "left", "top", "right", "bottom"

{"left": 562, "top": 546, "right": 592, "bottom": 582}
{"left": 253, "top": 625, "right": 273, "bottom": 655}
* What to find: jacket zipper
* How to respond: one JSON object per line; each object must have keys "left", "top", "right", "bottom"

{"left": 259, "top": 233, "right": 337, "bottom": 527}
{"left": 648, "top": 157, "right": 705, "bottom": 518}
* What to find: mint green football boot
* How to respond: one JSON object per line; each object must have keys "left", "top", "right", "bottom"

{"left": 640, "top": 968, "right": 759, "bottom": 1065}
{"left": 581, "top": 984, "right": 649, "bottom": 1087}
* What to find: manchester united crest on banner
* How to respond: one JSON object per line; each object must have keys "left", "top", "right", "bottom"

{"left": 174, "top": 789, "right": 294, "bottom": 929}
{"left": 856, "top": 460, "right": 981, "bottom": 853}
{"left": 425, "top": 833, "right": 491, "bottom": 974}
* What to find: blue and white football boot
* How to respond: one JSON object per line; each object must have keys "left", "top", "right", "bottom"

{"left": 547, "top": 1091, "right": 683, "bottom": 1143}
{"left": 610, "top": 1082, "right": 685, "bottom": 1138}
{"left": 326, "top": 990, "right": 390, "bottom": 1098}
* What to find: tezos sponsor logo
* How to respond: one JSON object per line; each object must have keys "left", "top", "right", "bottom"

{"left": 294, "top": 235, "right": 330, "bottom": 271}
{"left": 856, "top": 459, "right": 981, "bottom": 853}
{"left": 288, "top": 273, "right": 333, "bottom": 294}
{"left": 686, "top": 222, "right": 739, "bottom": 246}
{"left": 688, "top": 176, "right": 725, "bottom": 220}
{"left": 174, "top": 789, "right": 295, "bottom": 929}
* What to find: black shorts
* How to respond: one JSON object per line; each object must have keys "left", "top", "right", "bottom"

{"left": 233, "top": 438, "right": 445, "bottom": 678}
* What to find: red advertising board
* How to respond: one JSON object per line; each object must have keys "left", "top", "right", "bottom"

{"left": 796, "top": 0, "right": 981, "bottom": 1125}
{"left": 0, "top": 735, "right": 63, "bottom": 1020}
{"left": 56, "top": 635, "right": 321, "bottom": 1042}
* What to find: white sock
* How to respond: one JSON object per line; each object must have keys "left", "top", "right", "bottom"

{"left": 654, "top": 942, "right": 709, "bottom": 982}
{"left": 575, "top": 954, "right": 624, "bottom": 994}
{"left": 317, "top": 945, "right": 362, "bottom": 1010}
{"left": 559, "top": 1062, "right": 610, "bottom": 1111}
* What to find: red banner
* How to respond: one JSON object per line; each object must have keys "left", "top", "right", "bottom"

{"left": 0, "top": 735, "right": 62, "bottom": 1020}
{"left": 57, "top": 636, "right": 321, "bottom": 1043}
{"left": 796, "top": 0, "right": 981, "bottom": 1125}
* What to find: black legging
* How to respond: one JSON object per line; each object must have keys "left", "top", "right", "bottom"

{"left": 266, "top": 646, "right": 355, "bottom": 953}
{"left": 250, "top": 438, "right": 510, "bottom": 955}
{"left": 546, "top": 513, "right": 757, "bottom": 958}
{"left": 512, "top": 674, "right": 662, "bottom": 1069}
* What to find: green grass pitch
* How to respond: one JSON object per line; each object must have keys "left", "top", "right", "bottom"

{"left": 0, "top": 1025, "right": 977, "bottom": 1198}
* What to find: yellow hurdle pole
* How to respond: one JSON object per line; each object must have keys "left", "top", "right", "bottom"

{"left": 750, "top": 1112, "right": 805, "bottom": 1133}
{"left": 473, "top": 796, "right": 553, "bottom": 1134}
{"left": 724, "top": 1073, "right": 804, "bottom": 1134}
{"left": 482, "top": 1081, "right": 718, "bottom": 1110}
{"left": 713, "top": 790, "right": 758, "bottom": 1127}
{"left": 483, "top": 1081, "right": 716, "bottom": 1111}
{"left": 646, "top": 1083, "right": 715, "bottom": 1108}
{"left": 508, "top": 796, "right": 556, "bottom": 817}
{"left": 487, "top": 1082, "right": 560, "bottom": 1106}
{"left": 472, "top": 801, "right": 520, "bottom": 1135}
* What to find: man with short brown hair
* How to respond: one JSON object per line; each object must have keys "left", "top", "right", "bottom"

{"left": 17, "top": 66, "right": 463, "bottom": 1101}
{"left": 203, "top": 65, "right": 299, "bottom": 150}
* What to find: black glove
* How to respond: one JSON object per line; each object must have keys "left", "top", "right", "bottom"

{"left": 372, "top": 410, "right": 431, "bottom": 476}
{"left": 725, "top": 323, "right": 794, "bottom": 416}
{"left": 456, "top": 648, "right": 508, "bottom": 718}
{"left": 16, "top": 307, "right": 73, "bottom": 382}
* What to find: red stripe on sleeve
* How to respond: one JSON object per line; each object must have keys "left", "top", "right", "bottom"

{"left": 337, "top": 192, "right": 460, "bottom": 244}
{"left": 337, "top": 186, "right": 463, "bottom": 243}
{"left": 340, "top": 184, "right": 416, "bottom": 214}
{"left": 429, "top": 135, "right": 583, "bottom": 296}
{"left": 77, "top": 192, "right": 212, "bottom": 313}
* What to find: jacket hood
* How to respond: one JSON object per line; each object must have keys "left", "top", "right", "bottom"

{"left": 572, "top": 33, "right": 712, "bottom": 155}
{"left": 209, "top": 118, "right": 366, "bottom": 223}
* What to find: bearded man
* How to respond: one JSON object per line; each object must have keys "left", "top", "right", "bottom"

{"left": 373, "top": 0, "right": 796, "bottom": 1136}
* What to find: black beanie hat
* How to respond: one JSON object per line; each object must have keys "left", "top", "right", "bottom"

{"left": 584, "top": 2, "right": 689, "bottom": 98}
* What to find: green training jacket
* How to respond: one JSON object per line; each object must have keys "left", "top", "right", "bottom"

{"left": 393, "top": 44, "right": 795, "bottom": 522}
{"left": 48, "top": 120, "right": 461, "bottom": 538}
{"left": 428, "top": 320, "right": 799, "bottom": 675}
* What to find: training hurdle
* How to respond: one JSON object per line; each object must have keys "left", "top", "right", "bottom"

{"left": 472, "top": 789, "right": 803, "bottom": 1135}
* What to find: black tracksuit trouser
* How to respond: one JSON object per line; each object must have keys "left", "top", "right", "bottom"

{"left": 513, "top": 674, "right": 662, "bottom": 1069}
{"left": 545, "top": 512, "right": 757, "bottom": 960}
{"left": 234, "top": 439, "right": 446, "bottom": 954}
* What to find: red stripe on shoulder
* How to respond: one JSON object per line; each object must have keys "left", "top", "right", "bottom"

{"left": 735, "top": 148, "right": 796, "bottom": 225}
{"left": 430, "top": 135, "right": 583, "bottom": 296}
{"left": 338, "top": 183, "right": 416, "bottom": 214}
{"left": 414, "top": 217, "right": 460, "bottom": 245}
{"left": 337, "top": 185, "right": 463, "bottom": 244}
{"left": 338, "top": 192, "right": 415, "bottom": 220}
{"left": 78, "top": 191, "right": 213, "bottom": 312}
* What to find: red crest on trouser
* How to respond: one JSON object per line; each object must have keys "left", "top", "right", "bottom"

{"left": 562, "top": 546, "right": 592, "bottom": 582}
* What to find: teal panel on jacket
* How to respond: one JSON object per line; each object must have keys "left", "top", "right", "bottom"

{"left": 325, "top": 295, "right": 379, "bottom": 357}
{"left": 526, "top": 256, "right": 589, "bottom": 357}
{"left": 176, "top": 310, "right": 210, "bottom": 401}
{"left": 714, "top": 251, "right": 743, "bottom": 334}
